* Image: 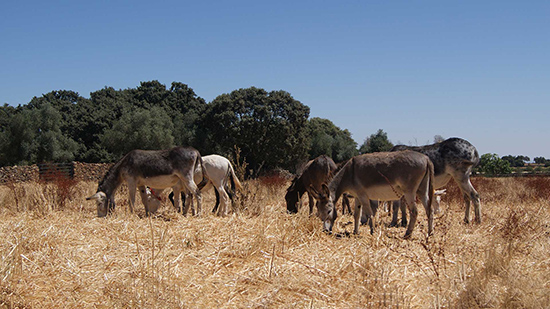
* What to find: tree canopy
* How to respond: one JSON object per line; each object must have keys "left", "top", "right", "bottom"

{"left": 359, "top": 129, "right": 394, "bottom": 154}
{"left": 2, "top": 80, "right": 543, "bottom": 177}
{"left": 199, "top": 87, "right": 310, "bottom": 175}
{"left": 307, "top": 117, "right": 358, "bottom": 163}
{"left": 501, "top": 155, "right": 530, "bottom": 167}
{"left": 479, "top": 153, "right": 513, "bottom": 175}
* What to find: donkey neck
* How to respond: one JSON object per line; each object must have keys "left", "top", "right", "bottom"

{"left": 291, "top": 176, "right": 308, "bottom": 197}
{"left": 98, "top": 160, "right": 123, "bottom": 196}
{"left": 328, "top": 158, "right": 354, "bottom": 204}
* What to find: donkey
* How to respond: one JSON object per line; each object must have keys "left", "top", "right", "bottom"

{"left": 285, "top": 155, "right": 361, "bottom": 216}
{"left": 310, "top": 150, "right": 434, "bottom": 239}
{"left": 389, "top": 137, "right": 481, "bottom": 226}
{"left": 86, "top": 146, "right": 208, "bottom": 217}
{"left": 286, "top": 155, "right": 336, "bottom": 214}
{"left": 165, "top": 154, "right": 243, "bottom": 216}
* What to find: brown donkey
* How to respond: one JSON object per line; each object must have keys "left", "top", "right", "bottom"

{"left": 311, "top": 150, "right": 435, "bottom": 239}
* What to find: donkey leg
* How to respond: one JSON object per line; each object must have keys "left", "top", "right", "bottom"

{"left": 307, "top": 192, "right": 315, "bottom": 215}
{"left": 353, "top": 199, "right": 363, "bottom": 235}
{"left": 453, "top": 172, "right": 481, "bottom": 224}
{"left": 403, "top": 193, "right": 418, "bottom": 239}
{"left": 138, "top": 186, "right": 149, "bottom": 216}
{"left": 390, "top": 200, "right": 401, "bottom": 227}
{"left": 359, "top": 196, "right": 375, "bottom": 235}
{"left": 216, "top": 185, "right": 230, "bottom": 216}
{"left": 182, "top": 179, "right": 201, "bottom": 216}
{"left": 418, "top": 190, "right": 433, "bottom": 236}
{"left": 369, "top": 200, "right": 379, "bottom": 219}
{"left": 127, "top": 181, "right": 137, "bottom": 214}
{"left": 172, "top": 188, "right": 184, "bottom": 215}
{"left": 212, "top": 189, "right": 220, "bottom": 213}
{"left": 184, "top": 193, "right": 195, "bottom": 216}
{"left": 342, "top": 194, "right": 352, "bottom": 215}
{"left": 400, "top": 197, "right": 408, "bottom": 227}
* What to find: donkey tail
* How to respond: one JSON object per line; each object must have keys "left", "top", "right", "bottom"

{"left": 427, "top": 159, "right": 434, "bottom": 213}
{"left": 227, "top": 162, "right": 243, "bottom": 191}
{"left": 424, "top": 158, "right": 435, "bottom": 236}
{"left": 196, "top": 156, "right": 209, "bottom": 190}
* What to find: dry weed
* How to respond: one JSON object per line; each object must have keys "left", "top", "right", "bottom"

{"left": 0, "top": 177, "right": 548, "bottom": 308}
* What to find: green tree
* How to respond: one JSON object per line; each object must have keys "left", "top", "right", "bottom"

{"left": 534, "top": 157, "right": 547, "bottom": 164}
{"left": 100, "top": 107, "right": 175, "bottom": 158}
{"left": 0, "top": 104, "right": 18, "bottom": 165}
{"left": 200, "top": 87, "right": 310, "bottom": 175}
{"left": 124, "top": 81, "right": 207, "bottom": 147}
{"left": 26, "top": 90, "right": 89, "bottom": 139}
{"left": 0, "top": 110, "right": 35, "bottom": 165}
{"left": 359, "top": 129, "right": 394, "bottom": 154}
{"left": 501, "top": 155, "right": 530, "bottom": 167}
{"left": 0, "top": 104, "right": 78, "bottom": 165}
{"left": 31, "top": 104, "right": 80, "bottom": 163}
{"left": 479, "top": 153, "right": 512, "bottom": 175}
{"left": 165, "top": 82, "right": 207, "bottom": 146}
{"left": 0, "top": 104, "right": 17, "bottom": 129}
{"left": 307, "top": 117, "right": 358, "bottom": 162}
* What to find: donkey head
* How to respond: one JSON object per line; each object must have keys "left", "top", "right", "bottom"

{"left": 309, "top": 184, "right": 337, "bottom": 232}
{"left": 86, "top": 192, "right": 113, "bottom": 217}
{"left": 285, "top": 177, "right": 301, "bottom": 214}
{"left": 433, "top": 189, "right": 447, "bottom": 214}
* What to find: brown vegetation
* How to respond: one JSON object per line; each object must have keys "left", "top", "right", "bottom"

{"left": 0, "top": 176, "right": 549, "bottom": 308}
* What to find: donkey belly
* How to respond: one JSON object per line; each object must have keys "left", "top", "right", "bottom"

{"left": 135, "top": 175, "right": 181, "bottom": 189}
{"left": 365, "top": 185, "right": 403, "bottom": 201}
{"left": 434, "top": 173, "right": 452, "bottom": 189}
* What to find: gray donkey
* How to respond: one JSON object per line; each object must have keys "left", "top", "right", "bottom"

{"left": 86, "top": 146, "right": 207, "bottom": 217}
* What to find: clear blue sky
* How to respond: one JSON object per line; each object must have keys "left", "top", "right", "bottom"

{"left": 2, "top": 1, "right": 549, "bottom": 159}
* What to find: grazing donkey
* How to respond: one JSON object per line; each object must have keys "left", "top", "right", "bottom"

{"left": 165, "top": 154, "right": 243, "bottom": 216}
{"left": 286, "top": 155, "right": 352, "bottom": 216}
{"left": 86, "top": 146, "right": 207, "bottom": 217}
{"left": 390, "top": 137, "right": 481, "bottom": 226}
{"left": 310, "top": 151, "right": 435, "bottom": 239}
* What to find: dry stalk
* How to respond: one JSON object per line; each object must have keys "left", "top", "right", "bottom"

{"left": 0, "top": 177, "right": 548, "bottom": 307}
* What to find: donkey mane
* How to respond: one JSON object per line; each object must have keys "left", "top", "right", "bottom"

{"left": 97, "top": 159, "right": 124, "bottom": 194}
{"left": 328, "top": 158, "right": 353, "bottom": 204}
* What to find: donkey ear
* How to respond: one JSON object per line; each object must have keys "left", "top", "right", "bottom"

{"left": 86, "top": 192, "right": 105, "bottom": 201}
{"left": 309, "top": 184, "right": 320, "bottom": 199}
{"left": 321, "top": 183, "right": 330, "bottom": 196}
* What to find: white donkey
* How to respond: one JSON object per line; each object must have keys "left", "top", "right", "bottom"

{"left": 148, "top": 154, "right": 242, "bottom": 216}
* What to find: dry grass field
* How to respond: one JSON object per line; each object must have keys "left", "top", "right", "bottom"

{"left": 0, "top": 176, "right": 549, "bottom": 308}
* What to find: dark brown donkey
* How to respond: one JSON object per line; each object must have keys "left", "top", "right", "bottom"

{"left": 285, "top": 155, "right": 339, "bottom": 215}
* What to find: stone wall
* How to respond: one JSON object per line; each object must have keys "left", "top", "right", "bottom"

{"left": 0, "top": 162, "right": 113, "bottom": 184}
{"left": 73, "top": 162, "right": 113, "bottom": 182}
{"left": 0, "top": 165, "right": 39, "bottom": 183}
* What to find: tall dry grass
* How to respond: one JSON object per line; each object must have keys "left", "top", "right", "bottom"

{"left": 0, "top": 176, "right": 549, "bottom": 308}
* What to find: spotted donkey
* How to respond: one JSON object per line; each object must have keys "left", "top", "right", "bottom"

{"left": 390, "top": 137, "right": 481, "bottom": 225}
